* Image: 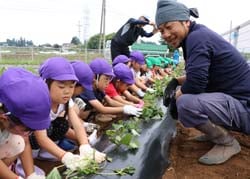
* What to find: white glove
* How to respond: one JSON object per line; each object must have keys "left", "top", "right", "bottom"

{"left": 74, "top": 97, "right": 86, "bottom": 110}
{"left": 79, "top": 144, "right": 106, "bottom": 163}
{"left": 146, "top": 87, "right": 156, "bottom": 93}
{"left": 68, "top": 98, "right": 75, "bottom": 108}
{"left": 88, "top": 129, "right": 98, "bottom": 146}
{"left": 26, "top": 173, "right": 45, "bottom": 179}
{"left": 123, "top": 105, "right": 143, "bottom": 116}
{"left": 17, "top": 176, "right": 24, "bottom": 179}
{"left": 136, "top": 89, "right": 145, "bottom": 98}
{"left": 61, "top": 152, "right": 86, "bottom": 171}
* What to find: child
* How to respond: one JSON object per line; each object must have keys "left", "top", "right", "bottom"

{"left": 128, "top": 51, "right": 156, "bottom": 97}
{"left": 76, "top": 58, "right": 142, "bottom": 122}
{"left": 29, "top": 57, "right": 106, "bottom": 169}
{"left": 112, "top": 54, "right": 131, "bottom": 67}
{"left": 105, "top": 63, "right": 144, "bottom": 108}
{"left": 111, "top": 55, "right": 143, "bottom": 105}
{"left": 0, "top": 67, "right": 51, "bottom": 179}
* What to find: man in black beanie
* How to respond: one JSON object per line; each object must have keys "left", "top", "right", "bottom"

{"left": 156, "top": 0, "right": 250, "bottom": 165}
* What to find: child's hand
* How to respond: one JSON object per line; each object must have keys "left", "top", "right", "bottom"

{"left": 79, "top": 144, "right": 106, "bottom": 163}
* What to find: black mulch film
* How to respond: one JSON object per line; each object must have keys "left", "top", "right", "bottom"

{"left": 86, "top": 100, "right": 176, "bottom": 179}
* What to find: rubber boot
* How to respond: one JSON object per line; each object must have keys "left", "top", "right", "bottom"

{"left": 196, "top": 121, "right": 241, "bottom": 165}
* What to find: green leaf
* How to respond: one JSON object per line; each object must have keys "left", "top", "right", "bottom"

{"left": 46, "top": 167, "right": 62, "bottom": 179}
{"left": 131, "top": 129, "right": 140, "bottom": 136}
{"left": 120, "top": 134, "right": 133, "bottom": 145}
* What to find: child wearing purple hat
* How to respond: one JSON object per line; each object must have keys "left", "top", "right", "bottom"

{"left": 75, "top": 58, "right": 142, "bottom": 122}
{"left": 29, "top": 57, "right": 106, "bottom": 170}
{"left": 0, "top": 67, "right": 51, "bottom": 179}
{"left": 105, "top": 63, "right": 144, "bottom": 108}
{"left": 128, "top": 51, "right": 156, "bottom": 98}
{"left": 112, "top": 55, "right": 131, "bottom": 67}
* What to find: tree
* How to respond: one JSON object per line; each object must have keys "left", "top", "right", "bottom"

{"left": 87, "top": 32, "right": 115, "bottom": 49}
{"left": 71, "top": 36, "right": 81, "bottom": 45}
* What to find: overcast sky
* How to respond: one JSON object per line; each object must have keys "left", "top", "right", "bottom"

{"left": 0, "top": 0, "right": 249, "bottom": 45}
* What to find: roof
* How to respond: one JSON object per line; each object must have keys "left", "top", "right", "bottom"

{"left": 131, "top": 43, "right": 168, "bottom": 56}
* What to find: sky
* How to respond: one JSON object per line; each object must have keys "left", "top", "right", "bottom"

{"left": 0, "top": 0, "right": 249, "bottom": 45}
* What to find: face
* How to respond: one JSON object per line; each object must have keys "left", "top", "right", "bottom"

{"left": 158, "top": 21, "right": 190, "bottom": 48}
{"left": 95, "top": 74, "right": 112, "bottom": 91}
{"left": 50, "top": 80, "right": 76, "bottom": 105}
{"left": 131, "top": 61, "right": 141, "bottom": 72}
{"left": 115, "top": 80, "right": 129, "bottom": 93}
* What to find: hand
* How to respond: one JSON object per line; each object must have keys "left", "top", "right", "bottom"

{"left": 168, "top": 97, "right": 178, "bottom": 120}
{"left": 26, "top": 173, "right": 45, "bottom": 179}
{"left": 74, "top": 97, "right": 86, "bottom": 110}
{"left": 146, "top": 87, "right": 156, "bottom": 93}
{"left": 123, "top": 105, "right": 143, "bottom": 116}
{"left": 163, "top": 78, "right": 179, "bottom": 107}
{"left": 68, "top": 98, "right": 75, "bottom": 108}
{"left": 88, "top": 129, "right": 98, "bottom": 146}
{"left": 136, "top": 89, "right": 145, "bottom": 98}
{"left": 149, "top": 21, "right": 155, "bottom": 26}
{"left": 79, "top": 144, "right": 106, "bottom": 163}
{"left": 135, "top": 100, "right": 144, "bottom": 108}
{"left": 61, "top": 152, "right": 85, "bottom": 171}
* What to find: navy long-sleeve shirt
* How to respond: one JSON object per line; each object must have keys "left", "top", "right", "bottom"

{"left": 181, "top": 21, "right": 250, "bottom": 102}
{"left": 112, "top": 18, "right": 154, "bottom": 47}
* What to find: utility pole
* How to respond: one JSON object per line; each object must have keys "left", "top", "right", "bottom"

{"left": 98, "top": 0, "right": 106, "bottom": 55}
{"left": 83, "top": 7, "right": 90, "bottom": 62}
{"left": 77, "top": 21, "right": 82, "bottom": 43}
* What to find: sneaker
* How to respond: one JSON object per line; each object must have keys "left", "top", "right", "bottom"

{"left": 58, "top": 138, "right": 77, "bottom": 151}
{"left": 84, "top": 122, "right": 100, "bottom": 133}
{"left": 15, "top": 158, "right": 45, "bottom": 177}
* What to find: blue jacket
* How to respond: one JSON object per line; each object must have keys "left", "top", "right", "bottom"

{"left": 181, "top": 21, "right": 250, "bottom": 102}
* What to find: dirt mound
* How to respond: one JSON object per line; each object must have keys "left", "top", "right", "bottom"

{"left": 162, "top": 122, "right": 250, "bottom": 179}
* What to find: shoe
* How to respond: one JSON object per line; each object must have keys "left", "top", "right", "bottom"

{"left": 193, "top": 134, "right": 210, "bottom": 142}
{"left": 58, "top": 138, "right": 77, "bottom": 151}
{"left": 198, "top": 139, "right": 241, "bottom": 165}
{"left": 84, "top": 122, "right": 100, "bottom": 133}
{"left": 15, "top": 158, "right": 45, "bottom": 177}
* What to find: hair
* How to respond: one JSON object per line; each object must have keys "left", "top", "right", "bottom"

{"left": 45, "top": 79, "right": 54, "bottom": 89}
{"left": 2, "top": 104, "right": 24, "bottom": 125}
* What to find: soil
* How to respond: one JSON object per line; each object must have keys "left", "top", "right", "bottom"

{"left": 162, "top": 122, "right": 250, "bottom": 179}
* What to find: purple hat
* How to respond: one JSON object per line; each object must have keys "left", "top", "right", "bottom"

{"left": 71, "top": 60, "right": 94, "bottom": 91}
{"left": 112, "top": 55, "right": 131, "bottom": 66}
{"left": 129, "top": 51, "right": 145, "bottom": 65}
{"left": 0, "top": 68, "right": 51, "bottom": 130}
{"left": 39, "top": 57, "right": 78, "bottom": 81}
{"left": 89, "top": 58, "right": 114, "bottom": 77}
{"left": 113, "top": 63, "right": 135, "bottom": 85}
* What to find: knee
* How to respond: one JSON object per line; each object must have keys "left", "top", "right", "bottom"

{"left": 177, "top": 94, "right": 198, "bottom": 113}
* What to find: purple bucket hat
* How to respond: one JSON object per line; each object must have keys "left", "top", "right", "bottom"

{"left": 112, "top": 55, "right": 131, "bottom": 66}
{"left": 113, "top": 63, "right": 135, "bottom": 85}
{"left": 89, "top": 58, "right": 114, "bottom": 77}
{"left": 0, "top": 68, "right": 51, "bottom": 130}
{"left": 71, "top": 60, "right": 94, "bottom": 91}
{"left": 39, "top": 57, "right": 78, "bottom": 82}
{"left": 129, "top": 51, "right": 145, "bottom": 65}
